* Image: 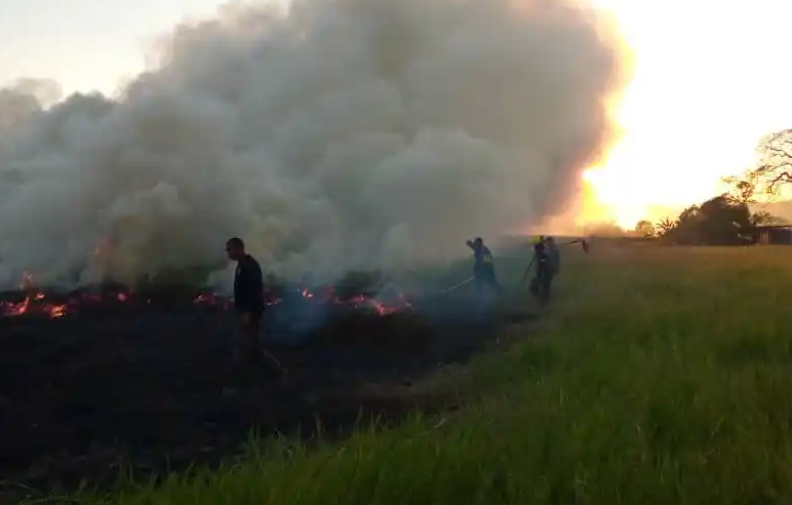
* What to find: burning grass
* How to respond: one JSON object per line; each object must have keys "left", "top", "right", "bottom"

{"left": 24, "top": 244, "right": 792, "bottom": 505}
{"left": 0, "top": 268, "right": 431, "bottom": 344}
{"left": 0, "top": 269, "right": 413, "bottom": 323}
{"left": 0, "top": 267, "right": 509, "bottom": 499}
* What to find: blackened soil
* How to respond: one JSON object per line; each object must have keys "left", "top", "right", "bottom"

{"left": 0, "top": 295, "right": 532, "bottom": 498}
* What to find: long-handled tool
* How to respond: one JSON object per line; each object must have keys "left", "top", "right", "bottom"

{"left": 520, "top": 256, "right": 536, "bottom": 283}
{"left": 259, "top": 347, "right": 289, "bottom": 383}
{"left": 520, "top": 237, "right": 589, "bottom": 284}
{"left": 440, "top": 276, "right": 474, "bottom": 294}
{"left": 563, "top": 238, "right": 590, "bottom": 252}
{"left": 444, "top": 237, "right": 590, "bottom": 294}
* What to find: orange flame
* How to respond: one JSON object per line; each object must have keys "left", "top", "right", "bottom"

{"left": 191, "top": 285, "right": 412, "bottom": 316}
{"left": 48, "top": 305, "right": 67, "bottom": 318}
{"left": 0, "top": 272, "right": 137, "bottom": 319}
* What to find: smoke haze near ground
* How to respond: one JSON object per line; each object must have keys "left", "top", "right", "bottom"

{"left": 0, "top": 0, "right": 628, "bottom": 289}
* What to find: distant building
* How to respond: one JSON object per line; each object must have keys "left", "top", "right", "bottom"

{"left": 756, "top": 225, "right": 792, "bottom": 245}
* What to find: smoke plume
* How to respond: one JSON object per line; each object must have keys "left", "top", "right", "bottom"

{"left": 0, "top": 0, "right": 628, "bottom": 288}
{"left": 0, "top": 79, "right": 62, "bottom": 133}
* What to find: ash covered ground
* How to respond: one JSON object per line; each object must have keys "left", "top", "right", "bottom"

{"left": 0, "top": 278, "right": 531, "bottom": 494}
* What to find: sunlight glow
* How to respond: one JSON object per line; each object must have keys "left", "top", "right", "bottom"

{"left": 581, "top": 0, "right": 792, "bottom": 229}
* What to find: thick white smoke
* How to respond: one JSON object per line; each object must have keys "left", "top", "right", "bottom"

{"left": 0, "top": 0, "right": 628, "bottom": 289}
{"left": 0, "top": 78, "right": 62, "bottom": 133}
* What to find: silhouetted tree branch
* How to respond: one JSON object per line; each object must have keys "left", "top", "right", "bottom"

{"left": 750, "top": 210, "right": 787, "bottom": 227}
{"left": 727, "top": 129, "right": 792, "bottom": 199}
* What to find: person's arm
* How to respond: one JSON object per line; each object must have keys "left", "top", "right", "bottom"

{"left": 236, "top": 260, "right": 261, "bottom": 311}
{"left": 234, "top": 271, "right": 251, "bottom": 310}
{"left": 249, "top": 260, "right": 264, "bottom": 297}
{"left": 466, "top": 240, "right": 475, "bottom": 250}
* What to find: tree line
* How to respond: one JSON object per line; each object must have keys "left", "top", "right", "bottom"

{"left": 632, "top": 129, "right": 792, "bottom": 245}
{"left": 634, "top": 196, "right": 785, "bottom": 245}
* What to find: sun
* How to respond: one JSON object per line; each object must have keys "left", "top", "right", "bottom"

{"left": 580, "top": 0, "right": 792, "bottom": 230}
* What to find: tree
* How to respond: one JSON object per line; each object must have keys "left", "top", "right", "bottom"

{"left": 696, "top": 196, "right": 753, "bottom": 245}
{"left": 657, "top": 195, "right": 753, "bottom": 245}
{"left": 634, "top": 220, "right": 655, "bottom": 238}
{"left": 750, "top": 210, "right": 787, "bottom": 227}
{"left": 727, "top": 129, "right": 792, "bottom": 199}
{"left": 655, "top": 217, "right": 677, "bottom": 238}
{"left": 654, "top": 193, "right": 787, "bottom": 245}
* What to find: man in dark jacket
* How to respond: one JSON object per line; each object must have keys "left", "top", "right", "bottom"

{"left": 225, "top": 237, "right": 286, "bottom": 378}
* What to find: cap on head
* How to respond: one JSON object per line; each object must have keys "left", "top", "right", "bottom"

{"left": 474, "top": 237, "right": 483, "bottom": 244}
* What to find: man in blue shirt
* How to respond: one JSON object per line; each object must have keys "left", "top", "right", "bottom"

{"left": 466, "top": 237, "right": 501, "bottom": 297}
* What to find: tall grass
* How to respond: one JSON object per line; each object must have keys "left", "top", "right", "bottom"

{"left": 65, "top": 245, "right": 792, "bottom": 504}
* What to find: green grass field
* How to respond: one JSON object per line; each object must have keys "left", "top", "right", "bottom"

{"left": 67, "top": 244, "right": 792, "bottom": 504}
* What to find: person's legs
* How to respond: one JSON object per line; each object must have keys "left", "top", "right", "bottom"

{"left": 250, "top": 311, "right": 289, "bottom": 383}
{"left": 529, "top": 275, "right": 540, "bottom": 297}
{"left": 474, "top": 269, "right": 485, "bottom": 298}
{"left": 485, "top": 265, "right": 502, "bottom": 294}
{"left": 530, "top": 265, "right": 549, "bottom": 302}
{"left": 538, "top": 268, "right": 553, "bottom": 302}
{"left": 238, "top": 311, "right": 261, "bottom": 363}
{"left": 542, "top": 272, "right": 553, "bottom": 300}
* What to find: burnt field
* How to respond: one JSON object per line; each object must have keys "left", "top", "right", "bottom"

{"left": 0, "top": 282, "right": 530, "bottom": 494}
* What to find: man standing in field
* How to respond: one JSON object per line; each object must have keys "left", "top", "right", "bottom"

{"left": 529, "top": 236, "right": 552, "bottom": 303}
{"left": 225, "top": 237, "right": 287, "bottom": 381}
{"left": 466, "top": 237, "right": 502, "bottom": 298}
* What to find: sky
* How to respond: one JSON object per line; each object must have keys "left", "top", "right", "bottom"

{"left": 0, "top": 0, "right": 229, "bottom": 95}
{"left": 2, "top": 0, "right": 792, "bottom": 228}
{"left": 582, "top": 0, "right": 792, "bottom": 226}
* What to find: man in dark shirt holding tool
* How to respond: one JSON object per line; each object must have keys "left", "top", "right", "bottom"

{"left": 225, "top": 237, "right": 286, "bottom": 380}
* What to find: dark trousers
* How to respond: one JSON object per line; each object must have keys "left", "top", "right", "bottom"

{"left": 237, "top": 309, "right": 287, "bottom": 381}
{"left": 474, "top": 265, "right": 501, "bottom": 297}
{"left": 530, "top": 265, "right": 553, "bottom": 302}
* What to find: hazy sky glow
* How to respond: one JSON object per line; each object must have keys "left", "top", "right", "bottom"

{"left": 585, "top": 0, "right": 792, "bottom": 226}
{"left": 0, "top": 0, "right": 231, "bottom": 95}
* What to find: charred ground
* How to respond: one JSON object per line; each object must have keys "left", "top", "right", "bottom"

{"left": 0, "top": 277, "right": 531, "bottom": 495}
